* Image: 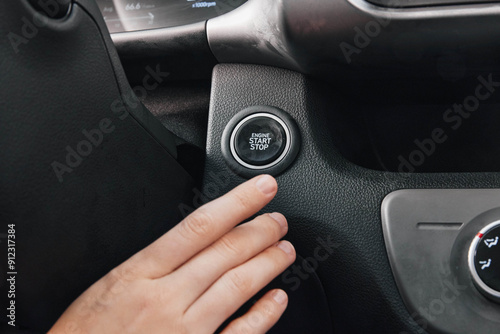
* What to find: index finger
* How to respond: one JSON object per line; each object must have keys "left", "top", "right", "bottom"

{"left": 120, "top": 174, "right": 278, "bottom": 279}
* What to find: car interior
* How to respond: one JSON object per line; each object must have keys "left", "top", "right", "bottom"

{"left": 1, "top": 0, "right": 500, "bottom": 333}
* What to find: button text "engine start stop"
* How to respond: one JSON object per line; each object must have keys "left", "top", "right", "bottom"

{"left": 249, "top": 133, "right": 272, "bottom": 151}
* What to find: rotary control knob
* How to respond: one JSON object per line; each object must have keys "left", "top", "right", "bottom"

{"left": 468, "top": 221, "right": 500, "bottom": 302}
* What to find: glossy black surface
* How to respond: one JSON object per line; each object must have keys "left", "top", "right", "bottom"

{"left": 234, "top": 116, "right": 287, "bottom": 166}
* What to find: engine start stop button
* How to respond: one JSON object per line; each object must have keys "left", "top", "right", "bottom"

{"left": 230, "top": 113, "right": 290, "bottom": 169}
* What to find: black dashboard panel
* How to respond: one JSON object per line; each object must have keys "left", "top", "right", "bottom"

{"left": 103, "top": 0, "right": 500, "bottom": 332}
{"left": 97, "top": 0, "right": 246, "bottom": 33}
{"left": 203, "top": 63, "right": 500, "bottom": 334}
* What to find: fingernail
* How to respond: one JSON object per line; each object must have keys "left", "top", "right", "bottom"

{"left": 277, "top": 241, "right": 294, "bottom": 255}
{"left": 272, "top": 290, "right": 287, "bottom": 304}
{"left": 269, "top": 212, "right": 287, "bottom": 232}
{"left": 255, "top": 175, "right": 276, "bottom": 195}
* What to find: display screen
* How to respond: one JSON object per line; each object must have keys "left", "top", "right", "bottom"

{"left": 97, "top": 0, "right": 247, "bottom": 33}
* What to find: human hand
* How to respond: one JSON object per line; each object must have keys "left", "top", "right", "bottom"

{"left": 49, "top": 175, "right": 295, "bottom": 334}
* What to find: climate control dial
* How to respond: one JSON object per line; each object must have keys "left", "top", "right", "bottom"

{"left": 468, "top": 221, "right": 500, "bottom": 302}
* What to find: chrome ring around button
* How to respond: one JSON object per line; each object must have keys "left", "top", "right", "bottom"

{"left": 229, "top": 113, "right": 291, "bottom": 170}
{"left": 468, "top": 220, "right": 500, "bottom": 301}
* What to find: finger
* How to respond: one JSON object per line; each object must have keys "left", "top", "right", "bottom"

{"left": 165, "top": 212, "right": 288, "bottom": 306}
{"left": 220, "top": 289, "right": 288, "bottom": 334}
{"left": 120, "top": 174, "right": 278, "bottom": 279}
{"left": 185, "top": 241, "right": 296, "bottom": 333}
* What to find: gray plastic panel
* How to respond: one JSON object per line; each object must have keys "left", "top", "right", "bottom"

{"left": 382, "top": 189, "right": 500, "bottom": 334}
